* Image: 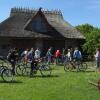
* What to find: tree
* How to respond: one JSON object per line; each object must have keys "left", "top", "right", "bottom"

{"left": 83, "top": 28, "right": 100, "bottom": 54}
{"left": 76, "top": 24, "right": 94, "bottom": 36}
{"left": 76, "top": 24, "right": 100, "bottom": 55}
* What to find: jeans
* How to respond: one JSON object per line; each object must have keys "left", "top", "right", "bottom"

{"left": 47, "top": 56, "right": 51, "bottom": 64}
{"left": 96, "top": 58, "right": 100, "bottom": 69}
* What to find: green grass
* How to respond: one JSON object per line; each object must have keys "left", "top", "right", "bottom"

{"left": 0, "top": 66, "right": 100, "bottom": 100}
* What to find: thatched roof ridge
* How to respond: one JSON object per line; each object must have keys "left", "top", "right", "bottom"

{"left": 10, "top": 7, "right": 63, "bottom": 18}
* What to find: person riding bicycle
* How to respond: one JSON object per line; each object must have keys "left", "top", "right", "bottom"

{"left": 7, "top": 47, "right": 19, "bottom": 75}
{"left": 30, "top": 58, "right": 40, "bottom": 77}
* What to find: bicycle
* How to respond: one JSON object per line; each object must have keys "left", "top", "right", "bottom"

{"left": 22, "top": 58, "right": 52, "bottom": 77}
{"left": 0, "top": 56, "right": 14, "bottom": 82}
{"left": 64, "top": 59, "right": 88, "bottom": 72}
{"left": 15, "top": 59, "right": 29, "bottom": 76}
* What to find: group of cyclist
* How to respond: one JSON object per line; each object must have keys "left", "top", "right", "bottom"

{"left": 0, "top": 46, "right": 99, "bottom": 84}
{"left": 6, "top": 45, "right": 100, "bottom": 75}
{"left": 7, "top": 47, "right": 41, "bottom": 75}
{"left": 6, "top": 46, "right": 83, "bottom": 74}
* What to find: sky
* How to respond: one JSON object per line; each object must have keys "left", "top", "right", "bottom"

{"left": 0, "top": 0, "right": 100, "bottom": 27}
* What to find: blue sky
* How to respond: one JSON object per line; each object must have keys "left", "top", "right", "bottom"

{"left": 0, "top": 0, "right": 100, "bottom": 27}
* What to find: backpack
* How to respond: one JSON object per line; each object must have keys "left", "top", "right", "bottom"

{"left": 74, "top": 50, "right": 81, "bottom": 59}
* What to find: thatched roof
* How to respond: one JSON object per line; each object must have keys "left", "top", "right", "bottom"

{"left": 0, "top": 7, "right": 85, "bottom": 39}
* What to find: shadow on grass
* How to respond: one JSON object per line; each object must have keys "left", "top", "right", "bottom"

{"left": 65, "top": 70, "right": 95, "bottom": 73}
{"left": 0, "top": 80, "right": 23, "bottom": 84}
{"left": 85, "top": 70, "right": 95, "bottom": 72}
{"left": 29, "top": 74, "right": 59, "bottom": 78}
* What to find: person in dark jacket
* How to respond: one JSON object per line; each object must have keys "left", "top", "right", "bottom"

{"left": 7, "top": 48, "right": 19, "bottom": 75}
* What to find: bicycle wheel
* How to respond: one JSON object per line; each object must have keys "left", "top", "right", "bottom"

{"left": 16, "top": 64, "right": 25, "bottom": 76}
{"left": 40, "top": 64, "right": 52, "bottom": 76}
{"left": 64, "top": 62, "right": 73, "bottom": 72}
{"left": 16, "top": 63, "right": 27, "bottom": 76}
{"left": 78, "top": 62, "right": 88, "bottom": 71}
{"left": 1, "top": 69, "right": 13, "bottom": 82}
{"left": 22, "top": 67, "right": 31, "bottom": 76}
{"left": 0, "top": 66, "right": 8, "bottom": 75}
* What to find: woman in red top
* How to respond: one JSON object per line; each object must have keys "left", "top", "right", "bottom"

{"left": 55, "top": 50, "right": 61, "bottom": 65}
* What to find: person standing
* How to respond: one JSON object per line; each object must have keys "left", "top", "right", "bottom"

{"left": 73, "top": 47, "right": 82, "bottom": 70}
{"left": 46, "top": 48, "right": 52, "bottom": 64}
{"left": 94, "top": 48, "right": 100, "bottom": 73}
{"left": 61, "top": 48, "right": 66, "bottom": 63}
{"left": 70, "top": 48, "right": 74, "bottom": 61}
{"left": 67, "top": 49, "right": 72, "bottom": 61}
{"left": 73, "top": 47, "right": 82, "bottom": 61}
{"left": 27, "top": 48, "right": 34, "bottom": 61}
{"left": 21, "top": 48, "right": 29, "bottom": 63}
{"left": 34, "top": 48, "right": 41, "bottom": 60}
{"left": 55, "top": 50, "right": 61, "bottom": 65}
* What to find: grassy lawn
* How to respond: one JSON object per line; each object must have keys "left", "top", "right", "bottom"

{"left": 0, "top": 65, "right": 100, "bottom": 100}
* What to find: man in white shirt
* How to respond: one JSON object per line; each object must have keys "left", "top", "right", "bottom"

{"left": 34, "top": 48, "right": 41, "bottom": 59}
